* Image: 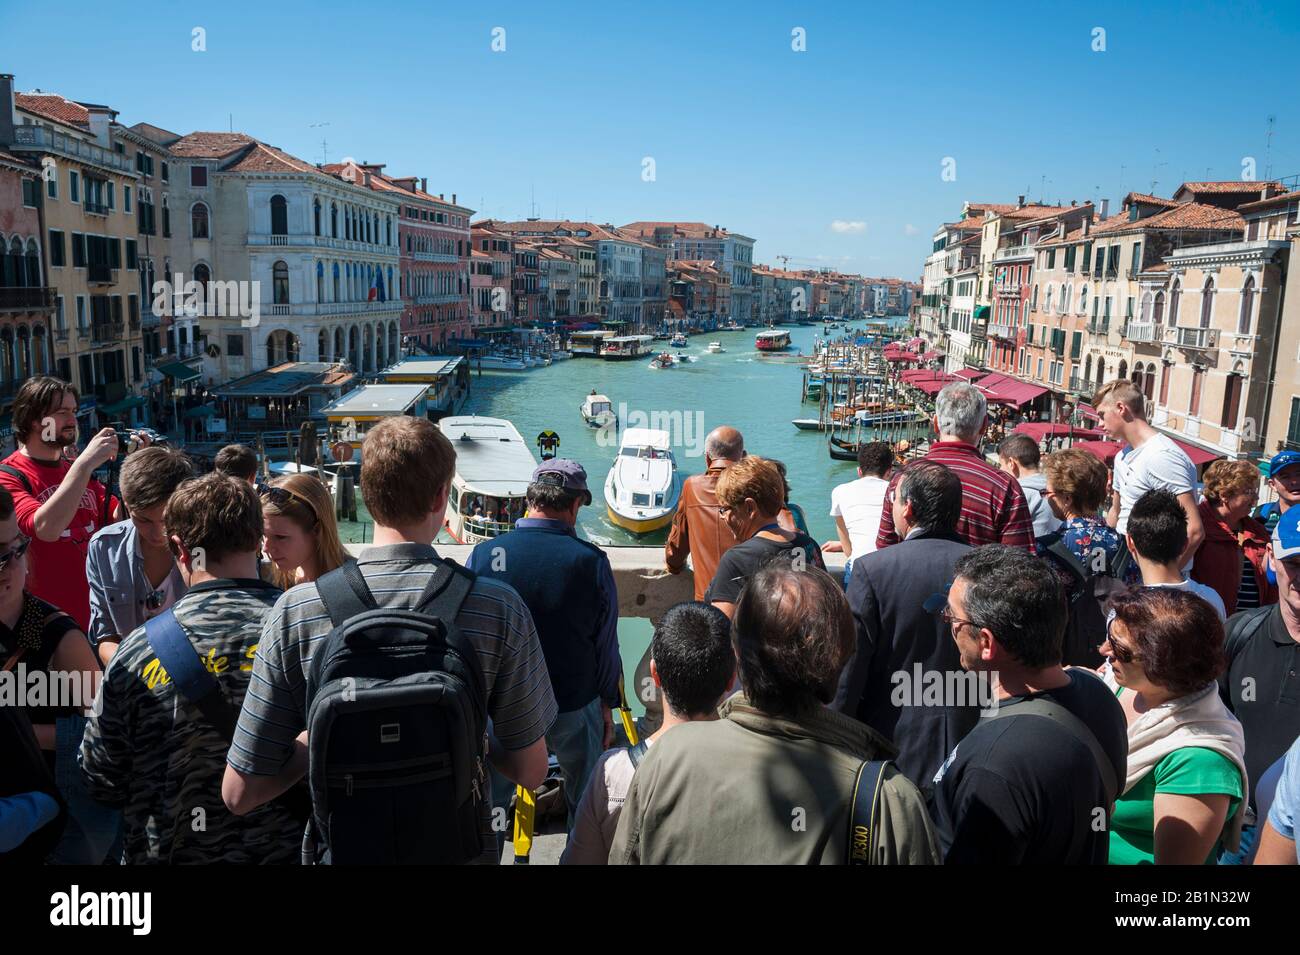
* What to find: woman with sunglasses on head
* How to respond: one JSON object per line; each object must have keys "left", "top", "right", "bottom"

{"left": 1100, "top": 587, "right": 1248, "bottom": 864}
{"left": 259, "top": 473, "right": 348, "bottom": 589}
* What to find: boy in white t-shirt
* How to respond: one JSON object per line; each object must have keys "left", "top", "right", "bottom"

{"left": 823, "top": 441, "right": 894, "bottom": 582}
{"left": 1127, "top": 487, "right": 1227, "bottom": 622}
{"left": 1095, "top": 379, "right": 1204, "bottom": 565}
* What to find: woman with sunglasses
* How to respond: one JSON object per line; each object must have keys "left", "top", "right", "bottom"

{"left": 260, "top": 473, "right": 348, "bottom": 590}
{"left": 1099, "top": 587, "right": 1248, "bottom": 864}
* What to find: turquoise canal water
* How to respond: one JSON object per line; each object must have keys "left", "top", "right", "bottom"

{"left": 447, "top": 318, "right": 909, "bottom": 547}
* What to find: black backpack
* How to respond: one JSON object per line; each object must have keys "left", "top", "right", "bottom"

{"left": 1039, "top": 532, "right": 1133, "bottom": 669}
{"left": 305, "top": 559, "right": 489, "bottom": 865}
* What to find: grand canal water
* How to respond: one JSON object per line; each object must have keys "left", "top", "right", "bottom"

{"left": 450, "top": 318, "right": 910, "bottom": 547}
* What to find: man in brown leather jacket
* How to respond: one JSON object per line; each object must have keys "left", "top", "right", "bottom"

{"left": 665, "top": 426, "right": 744, "bottom": 600}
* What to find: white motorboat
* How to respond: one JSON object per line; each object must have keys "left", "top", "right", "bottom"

{"left": 604, "top": 428, "right": 681, "bottom": 534}
{"left": 670, "top": 333, "right": 689, "bottom": 348}
{"left": 649, "top": 352, "right": 675, "bottom": 369}
{"left": 581, "top": 393, "right": 617, "bottom": 429}
{"left": 707, "top": 341, "right": 724, "bottom": 353}
{"left": 475, "top": 352, "right": 529, "bottom": 371}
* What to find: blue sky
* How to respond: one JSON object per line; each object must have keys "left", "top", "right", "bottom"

{"left": 4, "top": 0, "right": 1298, "bottom": 277}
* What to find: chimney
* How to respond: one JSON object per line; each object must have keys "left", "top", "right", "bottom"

{"left": 1017, "top": 195, "right": 1025, "bottom": 208}
{"left": 363, "top": 171, "right": 371, "bottom": 187}
{"left": 85, "top": 105, "right": 115, "bottom": 147}
{"left": 1070, "top": 199, "right": 1077, "bottom": 207}
{"left": 1099, "top": 198, "right": 1110, "bottom": 219}
{"left": 0, "top": 75, "right": 14, "bottom": 149}
{"left": 420, "top": 177, "right": 427, "bottom": 193}
{"left": 452, "top": 193, "right": 456, "bottom": 205}
{"left": 1082, "top": 216, "right": 1091, "bottom": 237}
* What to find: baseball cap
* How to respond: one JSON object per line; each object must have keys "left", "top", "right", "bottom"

{"left": 1271, "top": 505, "right": 1300, "bottom": 561}
{"left": 1270, "top": 449, "right": 1300, "bottom": 480}
{"left": 531, "top": 458, "right": 591, "bottom": 505}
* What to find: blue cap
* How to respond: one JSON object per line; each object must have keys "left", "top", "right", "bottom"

{"left": 1270, "top": 449, "right": 1300, "bottom": 479}
{"left": 1272, "top": 505, "right": 1300, "bottom": 561}
{"left": 531, "top": 459, "right": 591, "bottom": 505}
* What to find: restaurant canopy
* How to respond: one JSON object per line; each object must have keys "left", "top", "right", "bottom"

{"left": 952, "top": 368, "right": 982, "bottom": 380}
{"left": 1012, "top": 422, "right": 1106, "bottom": 442}
{"left": 1075, "top": 440, "right": 1122, "bottom": 463}
{"left": 1169, "top": 437, "right": 1224, "bottom": 467}
{"left": 975, "top": 372, "right": 1049, "bottom": 408}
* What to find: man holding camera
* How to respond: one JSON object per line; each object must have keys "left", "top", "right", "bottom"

{"left": 0, "top": 377, "right": 130, "bottom": 632}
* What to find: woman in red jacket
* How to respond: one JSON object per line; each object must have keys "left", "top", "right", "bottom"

{"left": 1192, "top": 459, "right": 1276, "bottom": 615}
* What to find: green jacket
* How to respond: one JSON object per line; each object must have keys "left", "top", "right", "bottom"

{"left": 609, "top": 694, "right": 941, "bottom": 865}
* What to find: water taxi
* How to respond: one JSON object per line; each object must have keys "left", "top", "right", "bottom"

{"left": 670, "top": 332, "right": 689, "bottom": 348}
{"left": 707, "top": 341, "right": 724, "bottom": 353}
{"left": 604, "top": 428, "right": 681, "bottom": 534}
{"left": 438, "top": 416, "right": 537, "bottom": 544}
{"left": 649, "top": 352, "right": 675, "bottom": 370}
{"left": 601, "top": 335, "right": 654, "bottom": 361}
{"left": 581, "top": 393, "right": 617, "bottom": 429}
{"left": 569, "top": 329, "right": 616, "bottom": 357}
{"left": 756, "top": 329, "right": 792, "bottom": 352}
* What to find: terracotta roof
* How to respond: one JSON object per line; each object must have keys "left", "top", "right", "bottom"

{"left": 1238, "top": 188, "right": 1300, "bottom": 213}
{"left": 620, "top": 221, "right": 732, "bottom": 239}
{"left": 128, "top": 122, "right": 183, "bottom": 146}
{"left": 224, "top": 142, "right": 320, "bottom": 175}
{"left": 1123, "top": 192, "right": 1177, "bottom": 209}
{"left": 944, "top": 216, "right": 986, "bottom": 231}
{"left": 1126, "top": 203, "right": 1244, "bottom": 233}
{"left": 15, "top": 92, "right": 91, "bottom": 129}
{"left": 1140, "top": 262, "right": 1172, "bottom": 273}
{"left": 167, "top": 132, "right": 259, "bottom": 159}
{"left": 1176, "top": 181, "right": 1282, "bottom": 195}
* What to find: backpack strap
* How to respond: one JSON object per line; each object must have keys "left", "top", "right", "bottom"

{"left": 417, "top": 557, "right": 475, "bottom": 622}
{"left": 845, "top": 759, "right": 891, "bottom": 865}
{"left": 1225, "top": 605, "right": 1274, "bottom": 667}
{"left": 625, "top": 739, "right": 650, "bottom": 770}
{"left": 990, "top": 696, "right": 1118, "bottom": 808}
{"left": 0, "top": 464, "right": 33, "bottom": 496}
{"left": 143, "top": 608, "right": 238, "bottom": 740}
{"left": 316, "top": 561, "right": 378, "bottom": 628}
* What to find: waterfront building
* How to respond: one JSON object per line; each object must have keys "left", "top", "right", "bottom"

{"left": 512, "top": 242, "right": 541, "bottom": 325}
{"left": 669, "top": 259, "right": 730, "bottom": 326}
{"left": 146, "top": 131, "right": 402, "bottom": 384}
{"left": 1258, "top": 190, "right": 1300, "bottom": 456}
{"left": 4, "top": 80, "right": 147, "bottom": 427}
{"left": 326, "top": 166, "right": 472, "bottom": 355}
{"left": 470, "top": 225, "right": 513, "bottom": 330}
{"left": 0, "top": 144, "right": 55, "bottom": 445}
{"left": 619, "top": 221, "right": 754, "bottom": 325}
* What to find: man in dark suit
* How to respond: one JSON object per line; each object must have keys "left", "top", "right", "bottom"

{"left": 832, "top": 460, "right": 980, "bottom": 796}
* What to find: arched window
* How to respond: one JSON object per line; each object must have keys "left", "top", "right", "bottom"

{"left": 1169, "top": 280, "right": 1182, "bottom": 325}
{"left": 4, "top": 237, "right": 21, "bottom": 287}
{"left": 1096, "top": 358, "right": 1106, "bottom": 386}
{"left": 386, "top": 216, "right": 392, "bottom": 246}
{"left": 272, "top": 260, "right": 289, "bottom": 305}
{"left": 191, "top": 202, "right": 209, "bottom": 239}
{"left": 1118, "top": 360, "right": 1128, "bottom": 381}
{"left": 331, "top": 203, "right": 338, "bottom": 238}
{"left": 313, "top": 199, "right": 322, "bottom": 237}
{"left": 332, "top": 262, "right": 340, "bottom": 301}
{"left": 1079, "top": 284, "right": 1089, "bottom": 315}
{"left": 270, "top": 195, "right": 288, "bottom": 236}
{"left": 1084, "top": 354, "right": 1093, "bottom": 382}
{"left": 1238, "top": 275, "right": 1255, "bottom": 335}
{"left": 1140, "top": 292, "right": 1153, "bottom": 323}
{"left": 193, "top": 263, "right": 211, "bottom": 308}
{"left": 1153, "top": 290, "right": 1165, "bottom": 325}
{"left": 1045, "top": 285, "right": 1054, "bottom": 314}
{"left": 1062, "top": 284, "right": 1072, "bottom": 314}
{"left": 316, "top": 261, "right": 325, "bottom": 303}
{"left": 24, "top": 239, "right": 40, "bottom": 287}
{"left": 1199, "top": 278, "right": 1215, "bottom": 328}
{"left": 1190, "top": 366, "right": 1204, "bottom": 417}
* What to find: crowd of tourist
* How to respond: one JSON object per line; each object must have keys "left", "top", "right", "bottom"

{"left": 2, "top": 371, "right": 1300, "bottom": 867}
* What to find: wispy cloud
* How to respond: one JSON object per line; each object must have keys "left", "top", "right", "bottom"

{"left": 830, "top": 219, "right": 866, "bottom": 234}
{"left": 903, "top": 223, "right": 920, "bottom": 236}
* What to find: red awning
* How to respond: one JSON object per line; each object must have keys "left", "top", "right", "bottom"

{"left": 1013, "top": 422, "right": 1106, "bottom": 442}
{"left": 1075, "top": 440, "right": 1122, "bottom": 463}
{"left": 886, "top": 351, "right": 921, "bottom": 363}
{"left": 1076, "top": 402, "right": 1100, "bottom": 421}
{"left": 915, "top": 379, "right": 951, "bottom": 396}
{"left": 952, "top": 368, "right": 982, "bottom": 380}
{"left": 920, "top": 350, "right": 943, "bottom": 360}
{"left": 1169, "top": 437, "right": 1224, "bottom": 467}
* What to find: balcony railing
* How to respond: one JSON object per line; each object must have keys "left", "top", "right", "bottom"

{"left": 0, "top": 287, "right": 55, "bottom": 311}
{"left": 247, "top": 234, "right": 400, "bottom": 254}
{"left": 1167, "top": 326, "right": 1219, "bottom": 350}
{"left": 995, "top": 245, "right": 1033, "bottom": 261}
{"left": 87, "top": 264, "right": 114, "bottom": 284}
{"left": 90, "top": 321, "right": 125, "bottom": 344}
{"left": 8, "top": 124, "right": 135, "bottom": 174}
{"left": 1086, "top": 321, "right": 1110, "bottom": 336}
{"left": 413, "top": 251, "right": 458, "bottom": 264}
{"left": 1122, "top": 322, "right": 1157, "bottom": 342}
{"left": 987, "top": 323, "right": 1016, "bottom": 341}
{"left": 84, "top": 199, "right": 110, "bottom": 216}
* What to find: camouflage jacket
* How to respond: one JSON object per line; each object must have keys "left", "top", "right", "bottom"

{"left": 80, "top": 578, "right": 304, "bottom": 864}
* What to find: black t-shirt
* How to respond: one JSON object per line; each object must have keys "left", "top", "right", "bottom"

{"left": 928, "top": 668, "right": 1128, "bottom": 864}
{"left": 703, "top": 531, "right": 825, "bottom": 605}
{"left": 0, "top": 593, "right": 84, "bottom": 728}
{"left": 1220, "top": 605, "right": 1300, "bottom": 809}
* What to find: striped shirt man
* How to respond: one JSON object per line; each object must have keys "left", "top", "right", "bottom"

{"left": 876, "top": 441, "right": 1033, "bottom": 551}
{"left": 226, "top": 543, "right": 558, "bottom": 863}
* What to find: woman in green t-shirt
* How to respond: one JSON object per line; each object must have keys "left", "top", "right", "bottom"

{"left": 1099, "top": 587, "right": 1248, "bottom": 864}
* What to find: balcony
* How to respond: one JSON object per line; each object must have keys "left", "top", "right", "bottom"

{"left": 413, "top": 251, "right": 458, "bottom": 264}
{"left": 987, "top": 323, "right": 1016, "bottom": 341}
{"left": 90, "top": 320, "right": 125, "bottom": 345}
{"left": 994, "top": 245, "right": 1033, "bottom": 261}
{"left": 8, "top": 124, "right": 135, "bottom": 175}
{"left": 84, "top": 198, "right": 110, "bottom": 217}
{"left": 1068, "top": 373, "right": 1089, "bottom": 395}
{"left": 1166, "top": 326, "right": 1219, "bottom": 350}
{"left": 0, "top": 287, "right": 55, "bottom": 312}
{"left": 87, "top": 264, "right": 115, "bottom": 285}
{"left": 414, "top": 294, "right": 462, "bottom": 306}
{"left": 1086, "top": 321, "right": 1110, "bottom": 336}
{"left": 247, "top": 234, "right": 399, "bottom": 254}
{"left": 1122, "top": 322, "right": 1157, "bottom": 342}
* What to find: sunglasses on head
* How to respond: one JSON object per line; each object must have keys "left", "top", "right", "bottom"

{"left": 259, "top": 485, "right": 319, "bottom": 525}
{"left": 0, "top": 536, "right": 30, "bottom": 572}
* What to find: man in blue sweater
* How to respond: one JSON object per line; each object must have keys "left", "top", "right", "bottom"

{"left": 468, "top": 459, "right": 621, "bottom": 830}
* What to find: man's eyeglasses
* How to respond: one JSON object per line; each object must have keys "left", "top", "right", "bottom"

{"left": 259, "top": 485, "right": 319, "bottom": 526}
{"left": 937, "top": 606, "right": 978, "bottom": 635}
{"left": 0, "top": 536, "right": 29, "bottom": 572}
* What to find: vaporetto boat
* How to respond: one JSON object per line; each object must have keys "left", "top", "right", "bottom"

{"left": 438, "top": 416, "right": 537, "bottom": 544}
{"left": 604, "top": 427, "right": 681, "bottom": 534}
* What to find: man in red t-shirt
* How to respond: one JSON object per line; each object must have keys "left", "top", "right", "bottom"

{"left": 0, "top": 378, "right": 121, "bottom": 631}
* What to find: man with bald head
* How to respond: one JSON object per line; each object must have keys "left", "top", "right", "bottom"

{"left": 666, "top": 425, "right": 745, "bottom": 600}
